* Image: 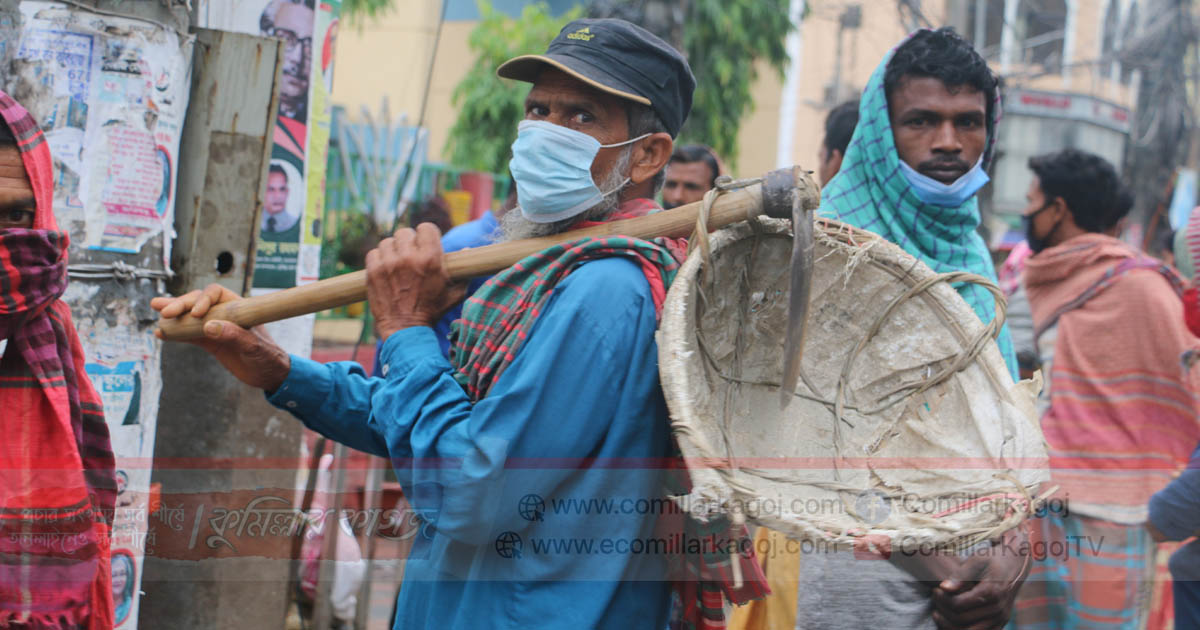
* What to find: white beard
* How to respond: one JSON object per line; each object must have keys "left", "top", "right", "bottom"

{"left": 499, "top": 146, "right": 633, "bottom": 243}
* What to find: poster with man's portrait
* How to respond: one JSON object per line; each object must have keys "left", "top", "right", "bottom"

{"left": 259, "top": 159, "right": 304, "bottom": 241}
{"left": 193, "top": 0, "right": 318, "bottom": 289}
{"left": 260, "top": 0, "right": 315, "bottom": 124}
{"left": 203, "top": 0, "right": 316, "bottom": 125}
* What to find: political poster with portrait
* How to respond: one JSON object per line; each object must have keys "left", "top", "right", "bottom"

{"left": 300, "top": 0, "right": 340, "bottom": 285}
{"left": 251, "top": 0, "right": 313, "bottom": 288}
{"left": 196, "top": 0, "right": 329, "bottom": 290}
{"left": 15, "top": 1, "right": 192, "bottom": 261}
{"left": 197, "top": 0, "right": 339, "bottom": 357}
{"left": 72, "top": 312, "right": 163, "bottom": 630}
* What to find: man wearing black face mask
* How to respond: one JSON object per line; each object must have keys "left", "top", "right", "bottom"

{"left": 1012, "top": 148, "right": 1200, "bottom": 628}
{"left": 1017, "top": 153, "right": 1121, "bottom": 255}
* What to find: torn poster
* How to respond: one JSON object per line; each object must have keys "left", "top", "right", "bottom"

{"left": 16, "top": 1, "right": 192, "bottom": 257}
{"left": 70, "top": 296, "right": 163, "bottom": 630}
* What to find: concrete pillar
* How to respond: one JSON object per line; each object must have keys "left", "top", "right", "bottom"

{"left": 138, "top": 28, "right": 302, "bottom": 630}
{"left": 142, "top": 343, "right": 303, "bottom": 629}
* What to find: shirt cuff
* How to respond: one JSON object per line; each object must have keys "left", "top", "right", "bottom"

{"left": 266, "top": 354, "right": 332, "bottom": 413}
{"left": 377, "top": 326, "right": 449, "bottom": 379}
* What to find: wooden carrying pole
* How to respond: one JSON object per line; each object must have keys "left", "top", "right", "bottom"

{"left": 157, "top": 172, "right": 793, "bottom": 341}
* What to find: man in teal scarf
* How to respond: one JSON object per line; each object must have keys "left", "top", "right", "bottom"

{"left": 821, "top": 28, "right": 1018, "bottom": 379}
{"left": 736, "top": 28, "right": 1029, "bottom": 630}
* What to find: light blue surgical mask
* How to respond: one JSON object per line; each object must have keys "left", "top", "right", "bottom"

{"left": 898, "top": 157, "right": 990, "bottom": 207}
{"left": 509, "top": 120, "right": 648, "bottom": 223}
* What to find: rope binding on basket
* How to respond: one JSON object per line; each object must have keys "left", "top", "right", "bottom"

{"left": 687, "top": 175, "right": 764, "bottom": 265}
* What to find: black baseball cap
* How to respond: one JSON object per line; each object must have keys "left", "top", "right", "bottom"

{"left": 497, "top": 18, "right": 695, "bottom": 138}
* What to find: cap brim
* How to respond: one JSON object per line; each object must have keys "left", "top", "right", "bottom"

{"left": 496, "top": 54, "right": 652, "bottom": 106}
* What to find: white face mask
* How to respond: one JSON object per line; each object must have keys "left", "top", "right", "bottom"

{"left": 508, "top": 120, "right": 648, "bottom": 223}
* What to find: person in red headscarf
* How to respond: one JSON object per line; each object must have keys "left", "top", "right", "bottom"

{"left": 0, "top": 89, "right": 116, "bottom": 628}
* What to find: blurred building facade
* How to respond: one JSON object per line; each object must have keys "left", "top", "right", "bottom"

{"left": 953, "top": 0, "right": 1139, "bottom": 243}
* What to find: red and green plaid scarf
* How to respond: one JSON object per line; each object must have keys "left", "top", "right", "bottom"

{"left": 0, "top": 89, "right": 115, "bottom": 629}
{"left": 449, "top": 199, "right": 768, "bottom": 630}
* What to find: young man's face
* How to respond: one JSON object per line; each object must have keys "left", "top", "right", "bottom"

{"left": 662, "top": 160, "right": 714, "bottom": 209}
{"left": 0, "top": 145, "right": 35, "bottom": 230}
{"left": 888, "top": 76, "right": 987, "bottom": 184}
{"left": 265, "top": 172, "right": 289, "bottom": 215}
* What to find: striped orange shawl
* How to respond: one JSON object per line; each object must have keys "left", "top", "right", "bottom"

{"left": 1025, "top": 233, "right": 1200, "bottom": 523}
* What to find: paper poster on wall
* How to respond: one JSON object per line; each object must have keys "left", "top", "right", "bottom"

{"left": 253, "top": 157, "right": 305, "bottom": 282}
{"left": 16, "top": 1, "right": 192, "bottom": 259}
{"left": 196, "top": 0, "right": 314, "bottom": 288}
{"left": 111, "top": 550, "right": 138, "bottom": 628}
{"left": 69, "top": 298, "right": 163, "bottom": 630}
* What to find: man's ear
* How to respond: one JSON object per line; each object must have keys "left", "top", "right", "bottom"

{"left": 629, "top": 133, "right": 673, "bottom": 186}
{"left": 1051, "top": 196, "right": 1071, "bottom": 224}
{"left": 829, "top": 149, "right": 845, "bottom": 177}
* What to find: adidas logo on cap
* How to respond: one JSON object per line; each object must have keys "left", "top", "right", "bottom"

{"left": 566, "top": 26, "right": 594, "bottom": 41}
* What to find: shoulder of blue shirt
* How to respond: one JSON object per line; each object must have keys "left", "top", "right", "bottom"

{"left": 1148, "top": 443, "right": 1200, "bottom": 541}
{"left": 540, "top": 255, "right": 653, "bottom": 323}
{"left": 440, "top": 211, "right": 499, "bottom": 253}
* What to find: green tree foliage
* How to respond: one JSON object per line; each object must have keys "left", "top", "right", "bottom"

{"left": 342, "top": 0, "right": 394, "bottom": 21}
{"left": 677, "top": 0, "right": 792, "bottom": 166}
{"left": 443, "top": 2, "right": 583, "bottom": 174}
{"left": 422, "top": 0, "right": 790, "bottom": 172}
{"left": 589, "top": 0, "right": 794, "bottom": 166}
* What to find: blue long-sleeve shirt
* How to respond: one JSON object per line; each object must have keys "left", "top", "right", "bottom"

{"left": 270, "top": 256, "right": 673, "bottom": 629}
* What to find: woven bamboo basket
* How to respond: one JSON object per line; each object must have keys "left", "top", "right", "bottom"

{"left": 658, "top": 217, "right": 1050, "bottom": 551}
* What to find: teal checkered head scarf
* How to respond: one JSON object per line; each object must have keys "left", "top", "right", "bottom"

{"left": 818, "top": 29, "right": 1017, "bottom": 377}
